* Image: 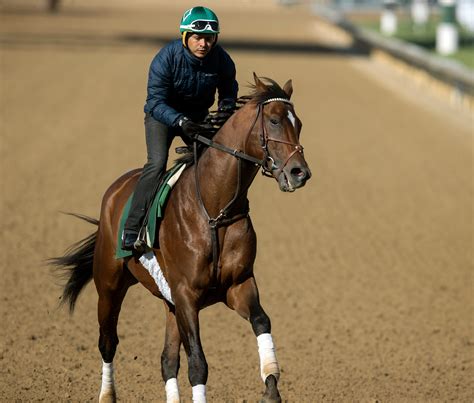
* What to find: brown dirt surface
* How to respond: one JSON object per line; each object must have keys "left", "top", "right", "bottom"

{"left": 1, "top": 1, "right": 473, "bottom": 402}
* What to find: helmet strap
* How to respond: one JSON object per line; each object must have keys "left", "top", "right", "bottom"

{"left": 182, "top": 32, "right": 189, "bottom": 48}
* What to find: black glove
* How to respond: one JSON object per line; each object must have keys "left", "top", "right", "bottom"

{"left": 204, "top": 105, "right": 234, "bottom": 127}
{"left": 218, "top": 99, "right": 235, "bottom": 113}
{"left": 178, "top": 117, "right": 202, "bottom": 139}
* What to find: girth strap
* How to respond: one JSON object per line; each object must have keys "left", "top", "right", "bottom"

{"left": 208, "top": 210, "right": 249, "bottom": 282}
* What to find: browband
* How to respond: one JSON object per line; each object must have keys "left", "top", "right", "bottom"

{"left": 261, "top": 97, "right": 293, "bottom": 106}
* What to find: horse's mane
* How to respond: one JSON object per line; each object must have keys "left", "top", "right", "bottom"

{"left": 246, "top": 76, "right": 290, "bottom": 105}
{"left": 173, "top": 77, "right": 289, "bottom": 167}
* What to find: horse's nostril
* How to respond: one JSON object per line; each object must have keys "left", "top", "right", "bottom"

{"left": 291, "top": 167, "right": 306, "bottom": 181}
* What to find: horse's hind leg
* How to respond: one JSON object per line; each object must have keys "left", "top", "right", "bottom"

{"left": 95, "top": 260, "right": 133, "bottom": 403}
{"left": 161, "top": 303, "right": 181, "bottom": 403}
{"left": 226, "top": 277, "right": 281, "bottom": 403}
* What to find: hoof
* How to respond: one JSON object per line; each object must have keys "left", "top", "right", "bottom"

{"left": 260, "top": 393, "right": 282, "bottom": 403}
{"left": 260, "top": 375, "right": 281, "bottom": 403}
{"left": 99, "top": 389, "right": 117, "bottom": 403}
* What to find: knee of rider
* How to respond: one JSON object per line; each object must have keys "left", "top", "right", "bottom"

{"left": 144, "top": 159, "right": 166, "bottom": 174}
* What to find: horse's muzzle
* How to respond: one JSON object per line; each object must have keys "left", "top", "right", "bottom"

{"left": 278, "top": 165, "right": 311, "bottom": 192}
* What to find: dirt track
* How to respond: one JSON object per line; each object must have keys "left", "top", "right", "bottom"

{"left": 1, "top": 1, "right": 473, "bottom": 401}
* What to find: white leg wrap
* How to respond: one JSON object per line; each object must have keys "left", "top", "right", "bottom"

{"left": 257, "top": 333, "right": 280, "bottom": 382}
{"left": 165, "top": 378, "right": 180, "bottom": 403}
{"left": 99, "top": 361, "right": 115, "bottom": 400}
{"left": 192, "top": 384, "right": 206, "bottom": 403}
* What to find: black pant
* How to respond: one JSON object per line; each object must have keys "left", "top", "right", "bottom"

{"left": 124, "top": 113, "right": 185, "bottom": 233}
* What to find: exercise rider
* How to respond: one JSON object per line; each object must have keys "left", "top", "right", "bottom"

{"left": 122, "top": 6, "right": 238, "bottom": 250}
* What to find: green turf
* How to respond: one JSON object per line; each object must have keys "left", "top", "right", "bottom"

{"left": 354, "top": 16, "right": 474, "bottom": 68}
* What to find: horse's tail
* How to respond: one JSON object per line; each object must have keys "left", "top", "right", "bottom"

{"left": 49, "top": 213, "right": 99, "bottom": 314}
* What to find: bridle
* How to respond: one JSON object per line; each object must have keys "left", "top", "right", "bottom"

{"left": 258, "top": 97, "right": 304, "bottom": 179}
{"left": 192, "top": 97, "right": 305, "bottom": 282}
{"left": 194, "top": 97, "right": 304, "bottom": 180}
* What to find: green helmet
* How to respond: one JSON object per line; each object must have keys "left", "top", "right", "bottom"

{"left": 179, "top": 6, "right": 220, "bottom": 35}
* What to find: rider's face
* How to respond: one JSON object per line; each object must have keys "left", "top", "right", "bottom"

{"left": 187, "top": 33, "right": 216, "bottom": 58}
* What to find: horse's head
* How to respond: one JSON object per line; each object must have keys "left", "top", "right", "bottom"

{"left": 246, "top": 73, "right": 311, "bottom": 192}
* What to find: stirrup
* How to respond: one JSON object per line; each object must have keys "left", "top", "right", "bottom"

{"left": 133, "top": 238, "right": 146, "bottom": 252}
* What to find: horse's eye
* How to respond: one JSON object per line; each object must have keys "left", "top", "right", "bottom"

{"left": 269, "top": 118, "right": 280, "bottom": 125}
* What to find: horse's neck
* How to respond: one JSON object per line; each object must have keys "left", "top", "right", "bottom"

{"left": 196, "top": 109, "right": 259, "bottom": 217}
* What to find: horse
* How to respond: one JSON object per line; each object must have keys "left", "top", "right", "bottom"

{"left": 51, "top": 74, "right": 311, "bottom": 403}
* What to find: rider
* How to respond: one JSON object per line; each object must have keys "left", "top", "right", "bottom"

{"left": 122, "top": 6, "right": 238, "bottom": 250}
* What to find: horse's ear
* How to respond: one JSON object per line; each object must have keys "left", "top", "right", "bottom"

{"left": 253, "top": 72, "right": 267, "bottom": 92}
{"left": 283, "top": 79, "right": 293, "bottom": 99}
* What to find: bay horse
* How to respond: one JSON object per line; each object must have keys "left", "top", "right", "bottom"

{"left": 51, "top": 74, "right": 311, "bottom": 403}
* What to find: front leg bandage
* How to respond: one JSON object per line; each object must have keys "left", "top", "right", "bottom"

{"left": 257, "top": 333, "right": 280, "bottom": 382}
{"left": 165, "top": 378, "right": 179, "bottom": 403}
{"left": 99, "top": 360, "right": 115, "bottom": 401}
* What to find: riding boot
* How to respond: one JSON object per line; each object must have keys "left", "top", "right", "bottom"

{"left": 121, "top": 229, "right": 140, "bottom": 251}
{"left": 122, "top": 166, "right": 165, "bottom": 250}
{"left": 122, "top": 114, "right": 174, "bottom": 250}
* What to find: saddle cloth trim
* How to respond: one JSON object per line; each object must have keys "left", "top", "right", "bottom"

{"left": 115, "top": 162, "right": 186, "bottom": 259}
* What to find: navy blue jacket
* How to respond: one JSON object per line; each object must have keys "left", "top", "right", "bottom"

{"left": 144, "top": 39, "right": 238, "bottom": 127}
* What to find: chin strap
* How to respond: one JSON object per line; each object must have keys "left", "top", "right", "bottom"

{"left": 182, "top": 32, "right": 189, "bottom": 48}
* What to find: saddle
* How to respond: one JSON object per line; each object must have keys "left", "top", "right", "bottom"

{"left": 115, "top": 162, "right": 186, "bottom": 259}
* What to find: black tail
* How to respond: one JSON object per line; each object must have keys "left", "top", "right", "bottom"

{"left": 49, "top": 213, "right": 99, "bottom": 314}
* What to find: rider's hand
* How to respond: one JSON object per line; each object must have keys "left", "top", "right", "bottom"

{"left": 218, "top": 99, "right": 235, "bottom": 113}
{"left": 179, "top": 117, "right": 202, "bottom": 139}
{"left": 204, "top": 109, "right": 234, "bottom": 128}
{"left": 216, "top": 101, "right": 235, "bottom": 122}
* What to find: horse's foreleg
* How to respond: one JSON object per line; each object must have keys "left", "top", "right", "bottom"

{"left": 161, "top": 303, "right": 181, "bottom": 403}
{"left": 174, "top": 290, "right": 208, "bottom": 403}
{"left": 226, "top": 277, "right": 281, "bottom": 403}
{"left": 96, "top": 272, "right": 130, "bottom": 403}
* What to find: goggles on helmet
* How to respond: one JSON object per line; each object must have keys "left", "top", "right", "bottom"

{"left": 181, "top": 19, "right": 219, "bottom": 32}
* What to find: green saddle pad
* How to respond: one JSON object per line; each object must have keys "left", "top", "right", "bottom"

{"left": 115, "top": 162, "right": 186, "bottom": 259}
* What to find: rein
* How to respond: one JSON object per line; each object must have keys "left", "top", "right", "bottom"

{"left": 193, "top": 97, "right": 303, "bottom": 281}
{"left": 193, "top": 134, "right": 263, "bottom": 167}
